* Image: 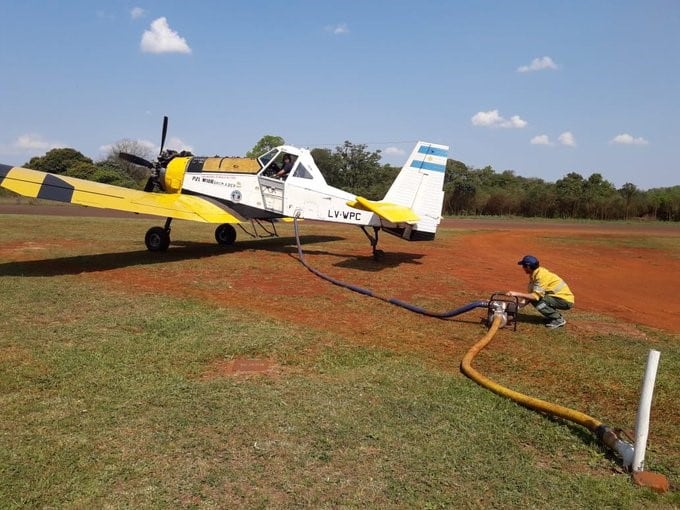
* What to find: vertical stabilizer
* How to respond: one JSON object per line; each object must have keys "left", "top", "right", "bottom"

{"left": 383, "top": 141, "right": 448, "bottom": 240}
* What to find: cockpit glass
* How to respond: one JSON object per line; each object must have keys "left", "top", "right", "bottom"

{"left": 258, "top": 149, "right": 279, "bottom": 170}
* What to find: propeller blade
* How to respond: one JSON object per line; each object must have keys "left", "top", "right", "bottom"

{"left": 119, "top": 152, "right": 153, "bottom": 168}
{"left": 143, "top": 176, "right": 156, "bottom": 192}
{"left": 160, "top": 115, "right": 168, "bottom": 155}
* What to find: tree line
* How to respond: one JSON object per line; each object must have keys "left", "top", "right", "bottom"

{"left": 6, "top": 137, "right": 679, "bottom": 222}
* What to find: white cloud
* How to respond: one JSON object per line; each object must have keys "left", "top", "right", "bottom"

{"left": 517, "top": 56, "right": 559, "bottom": 73}
{"left": 558, "top": 131, "right": 576, "bottom": 147}
{"left": 141, "top": 17, "right": 192, "bottom": 54}
{"left": 383, "top": 146, "right": 405, "bottom": 157}
{"left": 131, "top": 7, "right": 145, "bottom": 20}
{"left": 610, "top": 133, "right": 649, "bottom": 145}
{"left": 530, "top": 134, "right": 553, "bottom": 145}
{"left": 15, "top": 134, "right": 63, "bottom": 151}
{"left": 0, "top": 134, "right": 63, "bottom": 160}
{"left": 325, "top": 23, "right": 349, "bottom": 35}
{"left": 165, "top": 136, "right": 193, "bottom": 153}
{"left": 471, "top": 109, "right": 527, "bottom": 129}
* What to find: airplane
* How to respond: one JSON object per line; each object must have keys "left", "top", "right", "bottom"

{"left": 0, "top": 117, "right": 449, "bottom": 259}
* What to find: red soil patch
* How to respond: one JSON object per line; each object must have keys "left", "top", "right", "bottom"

{"left": 74, "top": 218, "right": 679, "bottom": 363}
{"left": 2, "top": 208, "right": 679, "bottom": 339}
{"left": 201, "top": 358, "right": 280, "bottom": 379}
{"left": 437, "top": 222, "right": 680, "bottom": 333}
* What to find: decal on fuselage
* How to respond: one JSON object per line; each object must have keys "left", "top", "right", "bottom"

{"left": 327, "top": 209, "right": 362, "bottom": 222}
{"left": 190, "top": 174, "right": 242, "bottom": 188}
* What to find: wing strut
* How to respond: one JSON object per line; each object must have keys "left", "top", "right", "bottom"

{"left": 237, "top": 219, "right": 279, "bottom": 239}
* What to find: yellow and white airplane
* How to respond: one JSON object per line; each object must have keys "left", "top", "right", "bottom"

{"left": 0, "top": 119, "right": 448, "bottom": 259}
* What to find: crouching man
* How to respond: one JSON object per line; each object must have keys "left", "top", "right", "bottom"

{"left": 507, "top": 255, "right": 574, "bottom": 329}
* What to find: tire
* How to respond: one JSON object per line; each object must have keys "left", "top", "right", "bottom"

{"left": 145, "top": 226, "right": 170, "bottom": 252}
{"left": 215, "top": 223, "right": 237, "bottom": 246}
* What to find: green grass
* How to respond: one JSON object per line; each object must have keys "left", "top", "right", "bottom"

{"left": 541, "top": 234, "right": 680, "bottom": 253}
{"left": 0, "top": 214, "right": 678, "bottom": 508}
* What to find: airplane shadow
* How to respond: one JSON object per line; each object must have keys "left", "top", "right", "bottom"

{"left": 0, "top": 235, "right": 340, "bottom": 277}
{"left": 0, "top": 234, "right": 424, "bottom": 277}
{"left": 290, "top": 247, "right": 425, "bottom": 272}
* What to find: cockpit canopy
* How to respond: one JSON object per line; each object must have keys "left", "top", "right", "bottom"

{"left": 258, "top": 147, "right": 315, "bottom": 180}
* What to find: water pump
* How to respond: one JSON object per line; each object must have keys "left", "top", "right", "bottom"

{"left": 486, "top": 293, "right": 519, "bottom": 330}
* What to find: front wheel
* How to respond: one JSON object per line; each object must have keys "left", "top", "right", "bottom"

{"left": 215, "top": 223, "right": 237, "bottom": 246}
{"left": 145, "top": 226, "right": 170, "bottom": 252}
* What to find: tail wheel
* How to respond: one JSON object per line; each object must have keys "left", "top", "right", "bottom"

{"left": 145, "top": 226, "right": 170, "bottom": 252}
{"left": 215, "top": 223, "right": 237, "bottom": 246}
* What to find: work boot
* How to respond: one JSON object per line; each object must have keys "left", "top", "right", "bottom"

{"left": 545, "top": 317, "right": 567, "bottom": 329}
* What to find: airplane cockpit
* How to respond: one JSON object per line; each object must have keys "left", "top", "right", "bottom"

{"left": 258, "top": 148, "right": 314, "bottom": 181}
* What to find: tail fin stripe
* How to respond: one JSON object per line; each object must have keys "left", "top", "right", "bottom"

{"left": 410, "top": 160, "right": 446, "bottom": 172}
{"left": 418, "top": 146, "right": 448, "bottom": 158}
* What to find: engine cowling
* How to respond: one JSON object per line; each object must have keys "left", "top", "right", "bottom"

{"left": 159, "top": 156, "right": 191, "bottom": 193}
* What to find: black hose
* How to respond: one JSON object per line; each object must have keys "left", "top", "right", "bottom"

{"left": 293, "top": 216, "right": 488, "bottom": 318}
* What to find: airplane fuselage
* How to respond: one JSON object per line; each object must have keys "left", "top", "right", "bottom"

{"left": 173, "top": 147, "right": 381, "bottom": 227}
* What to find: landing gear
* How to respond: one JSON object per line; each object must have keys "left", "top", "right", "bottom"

{"left": 215, "top": 223, "right": 237, "bottom": 246}
{"left": 144, "top": 218, "right": 172, "bottom": 252}
{"left": 145, "top": 226, "right": 170, "bottom": 251}
{"left": 361, "top": 226, "right": 384, "bottom": 261}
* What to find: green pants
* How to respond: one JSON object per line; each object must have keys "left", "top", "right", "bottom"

{"left": 532, "top": 295, "right": 573, "bottom": 320}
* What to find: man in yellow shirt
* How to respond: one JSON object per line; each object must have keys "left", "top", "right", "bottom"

{"left": 507, "top": 255, "right": 574, "bottom": 329}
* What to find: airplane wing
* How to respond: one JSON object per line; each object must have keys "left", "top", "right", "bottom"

{"left": 346, "top": 196, "right": 420, "bottom": 224}
{"left": 0, "top": 164, "right": 240, "bottom": 223}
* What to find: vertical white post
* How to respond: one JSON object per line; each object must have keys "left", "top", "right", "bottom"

{"left": 632, "top": 349, "right": 661, "bottom": 472}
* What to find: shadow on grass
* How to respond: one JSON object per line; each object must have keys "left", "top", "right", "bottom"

{"left": 0, "top": 235, "right": 343, "bottom": 276}
{"left": 292, "top": 247, "right": 426, "bottom": 272}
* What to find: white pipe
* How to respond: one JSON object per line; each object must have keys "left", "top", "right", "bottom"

{"left": 632, "top": 349, "right": 661, "bottom": 471}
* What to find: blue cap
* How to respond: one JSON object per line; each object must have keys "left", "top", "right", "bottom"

{"left": 517, "top": 255, "right": 539, "bottom": 269}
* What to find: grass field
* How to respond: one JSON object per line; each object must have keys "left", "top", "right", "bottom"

{"left": 0, "top": 213, "right": 678, "bottom": 508}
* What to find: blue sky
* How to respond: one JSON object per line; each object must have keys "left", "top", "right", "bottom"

{"left": 1, "top": 1, "right": 678, "bottom": 189}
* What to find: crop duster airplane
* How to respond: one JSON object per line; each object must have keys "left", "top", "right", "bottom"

{"left": 0, "top": 118, "right": 448, "bottom": 259}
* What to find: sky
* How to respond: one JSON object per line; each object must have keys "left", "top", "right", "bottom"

{"left": 1, "top": 1, "right": 678, "bottom": 190}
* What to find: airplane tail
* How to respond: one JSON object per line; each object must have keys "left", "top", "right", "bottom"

{"left": 382, "top": 141, "right": 448, "bottom": 241}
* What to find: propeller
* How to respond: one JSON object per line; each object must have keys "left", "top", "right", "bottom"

{"left": 118, "top": 116, "right": 169, "bottom": 192}
{"left": 118, "top": 152, "right": 153, "bottom": 168}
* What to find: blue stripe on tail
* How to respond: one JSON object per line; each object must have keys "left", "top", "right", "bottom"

{"left": 418, "top": 145, "right": 448, "bottom": 158}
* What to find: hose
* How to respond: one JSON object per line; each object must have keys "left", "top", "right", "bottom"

{"left": 291, "top": 217, "right": 633, "bottom": 466}
{"left": 292, "top": 216, "right": 488, "bottom": 319}
{"left": 462, "top": 314, "right": 634, "bottom": 466}
{"left": 462, "top": 314, "right": 603, "bottom": 430}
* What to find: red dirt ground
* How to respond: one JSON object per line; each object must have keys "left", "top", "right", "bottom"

{"left": 2, "top": 205, "right": 679, "bottom": 337}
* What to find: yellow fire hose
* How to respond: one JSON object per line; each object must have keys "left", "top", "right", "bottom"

{"left": 461, "top": 314, "right": 634, "bottom": 466}
{"left": 290, "top": 219, "right": 641, "bottom": 475}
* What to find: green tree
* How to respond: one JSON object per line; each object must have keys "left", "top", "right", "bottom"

{"left": 312, "top": 142, "right": 385, "bottom": 199}
{"left": 25, "top": 148, "right": 92, "bottom": 175}
{"left": 246, "top": 135, "right": 285, "bottom": 158}
{"left": 311, "top": 148, "right": 342, "bottom": 185}
{"left": 555, "top": 172, "right": 586, "bottom": 218}
{"left": 444, "top": 159, "right": 468, "bottom": 186}
{"left": 619, "top": 183, "right": 640, "bottom": 220}
{"left": 582, "top": 173, "right": 619, "bottom": 220}
{"left": 651, "top": 186, "right": 680, "bottom": 221}
{"left": 333, "top": 141, "right": 383, "bottom": 193}
{"left": 519, "top": 180, "right": 556, "bottom": 218}
{"left": 445, "top": 181, "right": 477, "bottom": 215}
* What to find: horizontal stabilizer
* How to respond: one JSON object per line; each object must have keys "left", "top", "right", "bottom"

{"left": 347, "top": 196, "right": 420, "bottom": 224}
